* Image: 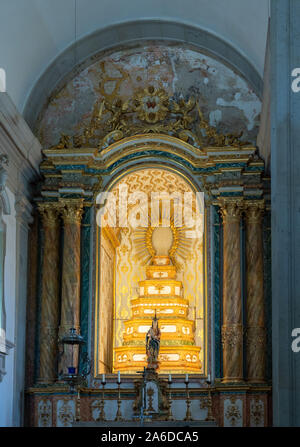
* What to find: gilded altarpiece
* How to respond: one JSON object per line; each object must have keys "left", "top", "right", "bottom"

{"left": 101, "top": 169, "right": 205, "bottom": 374}
{"left": 25, "top": 81, "right": 271, "bottom": 426}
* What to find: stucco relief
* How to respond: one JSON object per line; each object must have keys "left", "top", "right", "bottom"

{"left": 36, "top": 44, "right": 261, "bottom": 148}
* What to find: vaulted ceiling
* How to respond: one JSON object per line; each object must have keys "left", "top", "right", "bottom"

{"left": 0, "top": 0, "right": 269, "bottom": 124}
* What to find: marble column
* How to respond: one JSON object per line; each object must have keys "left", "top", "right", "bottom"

{"left": 37, "top": 203, "right": 60, "bottom": 383}
{"left": 219, "top": 198, "right": 243, "bottom": 383}
{"left": 244, "top": 201, "right": 266, "bottom": 383}
{"left": 59, "top": 199, "right": 84, "bottom": 374}
{"left": 271, "top": 0, "right": 300, "bottom": 426}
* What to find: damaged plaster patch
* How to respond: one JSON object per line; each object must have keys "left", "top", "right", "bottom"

{"left": 36, "top": 42, "right": 261, "bottom": 147}
{"left": 216, "top": 96, "right": 259, "bottom": 131}
{"left": 209, "top": 110, "right": 222, "bottom": 127}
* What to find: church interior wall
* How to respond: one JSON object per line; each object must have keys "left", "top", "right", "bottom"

{"left": 34, "top": 43, "right": 261, "bottom": 150}
{"left": 0, "top": 187, "right": 16, "bottom": 426}
{"left": 0, "top": 4, "right": 274, "bottom": 424}
{"left": 0, "top": 92, "right": 41, "bottom": 426}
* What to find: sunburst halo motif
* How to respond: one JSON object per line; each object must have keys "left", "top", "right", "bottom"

{"left": 132, "top": 203, "right": 193, "bottom": 270}
{"left": 134, "top": 85, "right": 169, "bottom": 124}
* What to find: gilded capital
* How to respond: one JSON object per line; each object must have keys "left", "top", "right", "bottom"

{"left": 218, "top": 198, "right": 243, "bottom": 224}
{"left": 244, "top": 200, "right": 265, "bottom": 224}
{"left": 37, "top": 202, "right": 60, "bottom": 228}
{"left": 59, "top": 199, "right": 84, "bottom": 224}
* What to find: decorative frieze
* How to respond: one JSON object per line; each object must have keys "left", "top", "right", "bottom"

{"left": 224, "top": 396, "right": 243, "bottom": 427}
{"left": 250, "top": 397, "right": 264, "bottom": 427}
{"left": 56, "top": 398, "right": 75, "bottom": 427}
{"left": 38, "top": 399, "right": 52, "bottom": 427}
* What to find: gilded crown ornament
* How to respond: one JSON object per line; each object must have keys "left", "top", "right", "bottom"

{"left": 134, "top": 85, "right": 169, "bottom": 124}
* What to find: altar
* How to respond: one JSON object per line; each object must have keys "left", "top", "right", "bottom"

{"left": 24, "top": 80, "right": 271, "bottom": 427}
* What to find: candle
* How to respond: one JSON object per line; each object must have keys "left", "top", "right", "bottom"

{"left": 102, "top": 373, "right": 105, "bottom": 383}
{"left": 142, "top": 386, "right": 145, "bottom": 409}
{"left": 169, "top": 374, "right": 172, "bottom": 382}
{"left": 185, "top": 373, "right": 189, "bottom": 383}
{"left": 118, "top": 370, "right": 121, "bottom": 383}
{"left": 207, "top": 373, "right": 211, "bottom": 382}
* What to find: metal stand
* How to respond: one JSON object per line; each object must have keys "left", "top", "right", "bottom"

{"left": 184, "top": 380, "right": 192, "bottom": 421}
{"left": 115, "top": 381, "right": 123, "bottom": 421}
{"left": 167, "top": 378, "right": 174, "bottom": 421}
{"left": 99, "top": 380, "right": 106, "bottom": 422}
{"left": 205, "top": 387, "right": 215, "bottom": 422}
{"left": 75, "top": 388, "right": 81, "bottom": 422}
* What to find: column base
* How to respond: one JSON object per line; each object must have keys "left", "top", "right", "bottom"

{"left": 246, "top": 378, "right": 266, "bottom": 384}
{"left": 36, "top": 378, "right": 57, "bottom": 385}
{"left": 221, "top": 378, "right": 245, "bottom": 384}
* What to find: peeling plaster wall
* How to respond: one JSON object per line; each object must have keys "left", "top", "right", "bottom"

{"left": 36, "top": 43, "right": 261, "bottom": 148}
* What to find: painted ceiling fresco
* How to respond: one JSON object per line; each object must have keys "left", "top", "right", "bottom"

{"left": 36, "top": 42, "right": 261, "bottom": 148}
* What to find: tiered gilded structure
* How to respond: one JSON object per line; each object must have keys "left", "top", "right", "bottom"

{"left": 114, "top": 255, "right": 201, "bottom": 373}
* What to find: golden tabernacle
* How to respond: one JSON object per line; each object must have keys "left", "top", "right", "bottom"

{"left": 114, "top": 254, "right": 202, "bottom": 373}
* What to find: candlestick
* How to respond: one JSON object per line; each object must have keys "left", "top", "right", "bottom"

{"left": 115, "top": 381, "right": 123, "bottom": 421}
{"left": 75, "top": 388, "right": 81, "bottom": 422}
{"left": 99, "top": 379, "right": 106, "bottom": 422}
{"left": 167, "top": 376, "right": 174, "bottom": 421}
{"left": 184, "top": 380, "right": 192, "bottom": 421}
{"left": 205, "top": 386, "right": 215, "bottom": 422}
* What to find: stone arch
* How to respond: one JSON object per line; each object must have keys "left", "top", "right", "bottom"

{"left": 94, "top": 164, "right": 206, "bottom": 375}
{"left": 23, "top": 19, "right": 262, "bottom": 131}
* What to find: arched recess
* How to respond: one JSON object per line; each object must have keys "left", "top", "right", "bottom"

{"left": 94, "top": 163, "right": 208, "bottom": 377}
{"left": 39, "top": 124, "right": 265, "bottom": 382}
{"left": 23, "top": 19, "right": 262, "bottom": 132}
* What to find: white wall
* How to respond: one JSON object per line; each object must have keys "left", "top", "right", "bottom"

{"left": 0, "top": 187, "right": 16, "bottom": 426}
{"left": 0, "top": 0, "right": 269, "bottom": 113}
{"left": 0, "top": 92, "right": 40, "bottom": 426}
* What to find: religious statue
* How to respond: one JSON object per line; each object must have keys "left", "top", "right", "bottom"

{"left": 146, "top": 313, "right": 161, "bottom": 370}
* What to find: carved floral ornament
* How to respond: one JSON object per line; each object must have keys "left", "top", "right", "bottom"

{"left": 37, "top": 200, "right": 84, "bottom": 225}
{"left": 51, "top": 85, "right": 250, "bottom": 152}
{"left": 218, "top": 199, "right": 265, "bottom": 224}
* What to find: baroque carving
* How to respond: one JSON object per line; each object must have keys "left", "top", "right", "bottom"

{"left": 38, "top": 399, "right": 52, "bottom": 427}
{"left": 37, "top": 202, "right": 60, "bottom": 227}
{"left": 225, "top": 402, "right": 242, "bottom": 426}
{"left": 57, "top": 398, "right": 75, "bottom": 427}
{"left": 244, "top": 200, "right": 265, "bottom": 223}
{"left": 59, "top": 199, "right": 84, "bottom": 224}
{"left": 218, "top": 198, "right": 244, "bottom": 223}
{"left": 50, "top": 85, "right": 249, "bottom": 151}
{"left": 250, "top": 397, "right": 264, "bottom": 427}
{"left": 245, "top": 326, "right": 266, "bottom": 348}
{"left": 221, "top": 325, "right": 243, "bottom": 349}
